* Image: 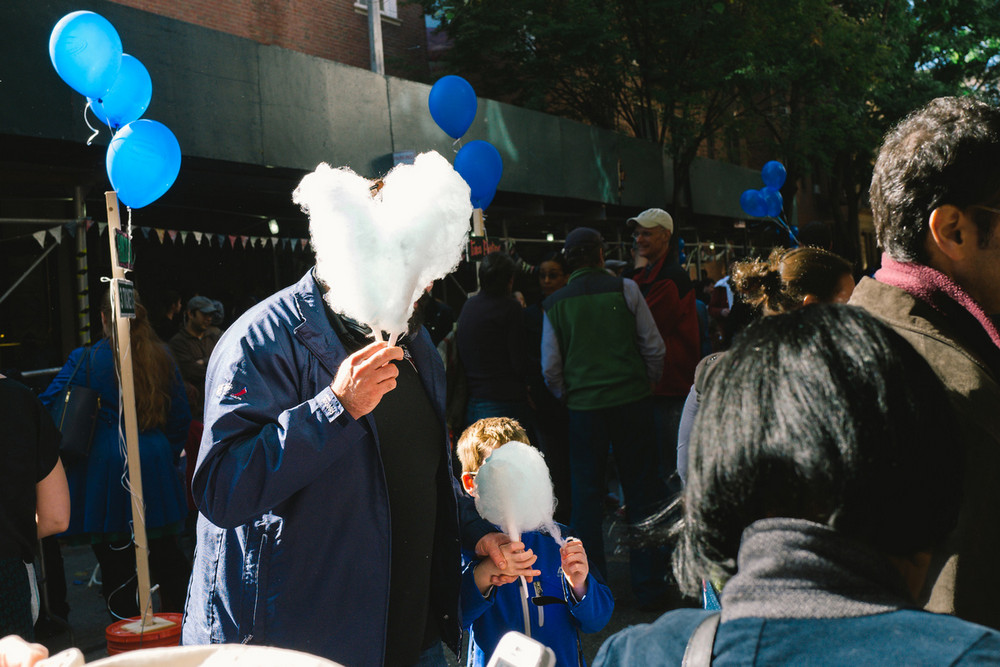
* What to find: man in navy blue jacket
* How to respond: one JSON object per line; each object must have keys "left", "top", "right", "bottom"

{"left": 182, "top": 269, "right": 525, "bottom": 666}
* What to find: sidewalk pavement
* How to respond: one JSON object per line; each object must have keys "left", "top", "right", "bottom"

{"left": 36, "top": 515, "right": 693, "bottom": 664}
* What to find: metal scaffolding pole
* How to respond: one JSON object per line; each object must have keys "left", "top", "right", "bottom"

{"left": 75, "top": 187, "right": 91, "bottom": 346}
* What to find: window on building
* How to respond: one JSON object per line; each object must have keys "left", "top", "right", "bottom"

{"left": 354, "top": 0, "right": 398, "bottom": 20}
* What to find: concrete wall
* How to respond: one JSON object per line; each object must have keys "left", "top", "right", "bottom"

{"left": 5, "top": 0, "right": 754, "bottom": 215}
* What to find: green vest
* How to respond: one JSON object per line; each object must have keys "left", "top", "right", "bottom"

{"left": 543, "top": 267, "right": 651, "bottom": 410}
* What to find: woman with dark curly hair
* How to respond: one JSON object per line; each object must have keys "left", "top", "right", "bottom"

{"left": 676, "top": 247, "right": 854, "bottom": 483}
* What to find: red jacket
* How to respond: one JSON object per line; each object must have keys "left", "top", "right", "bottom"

{"left": 629, "top": 255, "right": 700, "bottom": 396}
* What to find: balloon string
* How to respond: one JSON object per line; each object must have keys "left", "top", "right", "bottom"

{"left": 124, "top": 207, "right": 133, "bottom": 275}
{"left": 83, "top": 102, "right": 100, "bottom": 146}
{"left": 771, "top": 215, "right": 799, "bottom": 245}
{"left": 452, "top": 137, "right": 463, "bottom": 153}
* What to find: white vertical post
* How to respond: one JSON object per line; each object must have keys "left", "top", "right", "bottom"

{"left": 367, "top": 0, "right": 385, "bottom": 75}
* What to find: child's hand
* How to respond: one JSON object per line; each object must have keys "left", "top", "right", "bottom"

{"left": 560, "top": 538, "right": 589, "bottom": 599}
{"left": 498, "top": 541, "right": 540, "bottom": 580}
{"left": 476, "top": 533, "right": 538, "bottom": 584}
{"left": 473, "top": 542, "right": 540, "bottom": 595}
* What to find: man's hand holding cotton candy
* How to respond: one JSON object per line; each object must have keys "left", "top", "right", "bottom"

{"left": 331, "top": 341, "right": 404, "bottom": 419}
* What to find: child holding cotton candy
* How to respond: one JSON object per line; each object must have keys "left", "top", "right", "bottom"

{"left": 457, "top": 418, "right": 614, "bottom": 667}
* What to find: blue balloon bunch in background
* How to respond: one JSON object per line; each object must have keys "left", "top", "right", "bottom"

{"left": 428, "top": 76, "right": 503, "bottom": 211}
{"left": 739, "top": 161, "right": 798, "bottom": 245}
{"left": 49, "top": 11, "right": 180, "bottom": 209}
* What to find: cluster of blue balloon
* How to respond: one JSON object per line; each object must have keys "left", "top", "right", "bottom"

{"left": 739, "top": 160, "right": 798, "bottom": 244}
{"left": 428, "top": 76, "right": 503, "bottom": 210}
{"left": 739, "top": 161, "right": 786, "bottom": 219}
{"left": 49, "top": 11, "right": 180, "bottom": 209}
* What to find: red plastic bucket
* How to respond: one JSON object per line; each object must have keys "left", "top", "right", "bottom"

{"left": 105, "top": 612, "right": 183, "bottom": 655}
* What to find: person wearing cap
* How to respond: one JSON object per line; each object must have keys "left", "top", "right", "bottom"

{"left": 626, "top": 208, "right": 700, "bottom": 492}
{"left": 541, "top": 226, "right": 672, "bottom": 610}
{"left": 169, "top": 296, "right": 223, "bottom": 419}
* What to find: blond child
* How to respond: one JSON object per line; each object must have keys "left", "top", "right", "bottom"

{"left": 457, "top": 418, "right": 614, "bottom": 667}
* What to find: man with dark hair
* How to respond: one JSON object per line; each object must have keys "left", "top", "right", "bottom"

{"left": 626, "top": 208, "right": 700, "bottom": 489}
{"left": 850, "top": 96, "right": 1000, "bottom": 629}
{"left": 456, "top": 251, "right": 531, "bottom": 429}
{"left": 541, "top": 227, "right": 671, "bottom": 610}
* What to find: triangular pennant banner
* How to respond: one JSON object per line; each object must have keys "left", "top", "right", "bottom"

{"left": 50, "top": 226, "right": 63, "bottom": 244}
{"left": 228, "top": 235, "right": 237, "bottom": 248}
{"left": 33, "top": 230, "right": 46, "bottom": 248}
{"left": 216, "top": 234, "right": 226, "bottom": 247}
{"left": 300, "top": 238, "right": 308, "bottom": 250}
{"left": 270, "top": 237, "right": 278, "bottom": 247}
{"left": 64, "top": 223, "right": 77, "bottom": 239}
{"left": 193, "top": 231, "right": 203, "bottom": 244}
{"left": 167, "top": 230, "right": 178, "bottom": 243}
{"left": 98, "top": 222, "right": 108, "bottom": 236}
{"left": 139, "top": 227, "right": 150, "bottom": 239}
{"left": 180, "top": 230, "right": 189, "bottom": 244}
{"left": 250, "top": 236, "right": 259, "bottom": 248}
{"left": 85, "top": 219, "right": 94, "bottom": 231}
{"left": 239, "top": 235, "right": 248, "bottom": 248}
{"left": 155, "top": 228, "right": 166, "bottom": 243}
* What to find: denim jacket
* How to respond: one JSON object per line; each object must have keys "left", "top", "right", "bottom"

{"left": 182, "top": 270, "right": 487, "bottom": 665}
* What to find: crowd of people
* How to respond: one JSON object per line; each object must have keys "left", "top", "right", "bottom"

{"left": 4, "top": 94, "right": 1000, "bottom": 666}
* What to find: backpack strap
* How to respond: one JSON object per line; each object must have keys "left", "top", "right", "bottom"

{"left": 681, "top": 612, "right": 720, "bottom": 667}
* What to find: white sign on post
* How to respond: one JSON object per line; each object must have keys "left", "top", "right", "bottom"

{"left": 115, "top": 278, "right": 136, "bottom": 319}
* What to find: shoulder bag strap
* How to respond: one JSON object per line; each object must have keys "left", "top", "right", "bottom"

{"left": 63, "top": 347, "right": 88, "bottom": 386}
{"left": 682, "top": 612, "right": 721, "bottom": 667}
{"left": 85, "top": 345, "right": 93, "bottom": 387}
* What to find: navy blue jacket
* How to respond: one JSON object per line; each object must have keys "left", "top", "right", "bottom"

{"left": 182, "top": 270, "right": 490, "bottom": 665}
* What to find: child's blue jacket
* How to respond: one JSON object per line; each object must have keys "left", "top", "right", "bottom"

{"left": 461, "top": 526, "right": 614, "bottom": 667}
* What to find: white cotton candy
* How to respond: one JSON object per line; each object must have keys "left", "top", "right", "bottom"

{"left": 474, "top": 441, "right": 564, "bottom": 545}
{"left": 293, "top": 151, "right": 472, "bottom": 338}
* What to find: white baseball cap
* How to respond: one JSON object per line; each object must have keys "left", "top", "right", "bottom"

{"left": 627, "top": 208, "right": 674, "bottom": 234}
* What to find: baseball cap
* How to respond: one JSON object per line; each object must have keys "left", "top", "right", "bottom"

{"left": 627, "top": 208, "right": 674, "bottom": 234}
{"left": 563, "top": 227, "right": 604, "bottom": 252}
{"left": 187, "top": 296, "right": 219, "bottom": 314}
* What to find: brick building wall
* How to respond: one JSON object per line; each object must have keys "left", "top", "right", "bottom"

{"left": 106, "top": 0, "right": 430, "bottom": 81}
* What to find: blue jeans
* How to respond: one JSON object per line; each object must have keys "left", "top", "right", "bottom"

{"left": 404, "top": 641, "right": 447, "bottom": 667}
{"left": 465, "top": 397, "right": 534, "bottom": 434}
{"left": 568, "top": 397, "right": 669, "bottom": 605}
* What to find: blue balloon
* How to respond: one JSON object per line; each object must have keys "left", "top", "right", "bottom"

{"left": 88, "top": 55, "right": 152, "bottom": 130}
{"left": 454, "top": 140, "right": 503, "bottom": 209}
{"left": 478, "top": 189, "right": 496, "bottom": 211}
{"left": 428, "top": 75, "right": 478, "bottom": 139}
{"left": 106, "top": 120, "right": 181, "bottom": 209}
{"left": 740, "top": 188, "right": 766, "bottom": 217}
{"left": 761, "top": 160, "right": 787, "bottom": 189}
{"left": 761, "top": 186, "right": 783, "bottom": 217}
{"left": 49, "top": 11, "right": 123, "bottom": 99}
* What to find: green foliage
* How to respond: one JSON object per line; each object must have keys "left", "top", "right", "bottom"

{"left": 419, "top": 0, "right": 1000, "bottom": 228}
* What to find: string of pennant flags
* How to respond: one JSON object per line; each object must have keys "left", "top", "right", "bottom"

{"left": 30, "top": 219, "right": 312, "bottom": 252}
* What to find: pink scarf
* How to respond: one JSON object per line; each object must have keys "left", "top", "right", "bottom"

{"left": 874, "top": 253, "right": 1000, "bottom": 351}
